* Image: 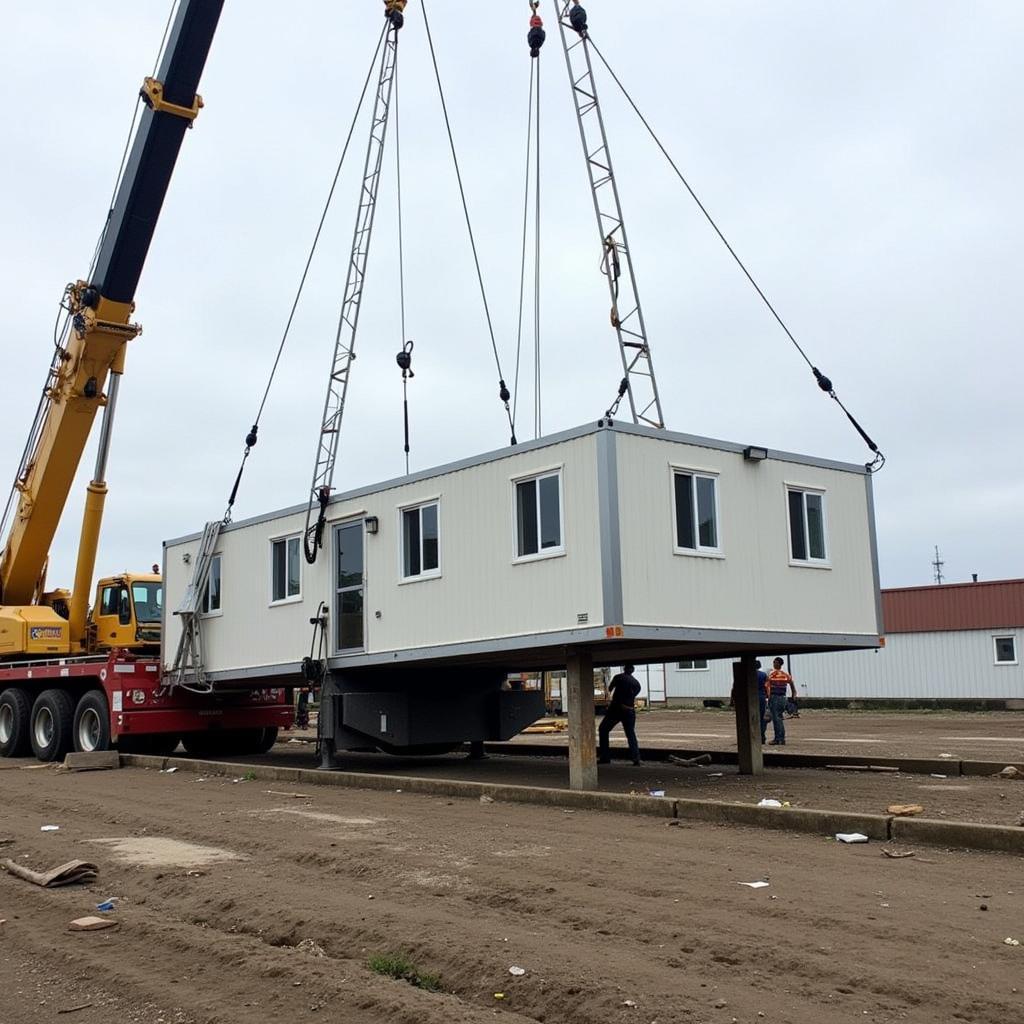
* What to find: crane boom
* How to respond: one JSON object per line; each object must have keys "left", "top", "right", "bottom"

{"left": 0, "top": 0, "right": 223, "bottom": 650}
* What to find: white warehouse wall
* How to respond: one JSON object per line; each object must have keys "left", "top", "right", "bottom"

{"left": 661, "top": 628, "right": 1024, "bottom": 701}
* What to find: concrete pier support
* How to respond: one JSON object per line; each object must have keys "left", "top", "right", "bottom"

{"left": 734, "top": 655, "right": 764, "bottom": 776}
{"left": 566, "top": 649, "right": 598, "bottom": 791}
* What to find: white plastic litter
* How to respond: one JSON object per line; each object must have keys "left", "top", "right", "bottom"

{"left": 930, "top": 774, "right": 948, "bottom": 779}
{"left": 739, "top": 881, "right": 770, "bottom": 889}
{"left": 649, "top": 790, "right": 666, "bottom": 798}
{"left": 40, "top": 825, "right": 60, "bottom": 832}
{"left": 757, "top": 799, "right": 783, "bottom": 808}
{"left": 509, "top": 966, "right": 526, "bottom": 976}
{"left": 1004, "top": 937, "right": 1021, "bottom": 947}
{"left": 160, "top": 767, "right": 178, "bottom": 774}
{"left": 836, "top": 833, "right": 870, "bottom": 844}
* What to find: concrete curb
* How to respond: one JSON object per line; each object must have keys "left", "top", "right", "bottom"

{"left": 960, "top": 760, "right": 1024, "bottom": 779}
{"left": 119, "top": 753, "right": 1024, "bottom": 855}
{"left": 891, "top": 818, "right": 1024, "bottom": 855}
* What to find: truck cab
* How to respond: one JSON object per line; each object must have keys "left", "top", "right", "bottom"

{"left": 90, "top": 573, "right": 162, "bottom": 654}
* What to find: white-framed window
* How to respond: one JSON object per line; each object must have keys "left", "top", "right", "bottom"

{"left": 201, "top": 555, "right": 222, "bottom": 616}
{"left": 672, "top": 469, "right": 721, "bottom": 554}
{"left": 513, "top": 469, "right": 564, "bottom": 561}
{"left": 677, "top": 659, "right": 710, "bottom": 671}
{"left": 270, "top": 535, "right": 302, "bottom": 604}
{"left": 994, "top": 636, "right": 1018, "bottom": 665}
{"left": 787, "top": 487, "right": 829, "bottom": 564}
{"left": 401, "top": 501, "right": 440, "bottom": 580}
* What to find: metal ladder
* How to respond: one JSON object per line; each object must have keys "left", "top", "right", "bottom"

{"left": 553, "top": 1, "right": 664, "bottom": 429}
{"left": 303, "top": 20, "right": 402, "bottom": 563}
{"left": 168, "top": 519, "right": 221, "bottom": 691}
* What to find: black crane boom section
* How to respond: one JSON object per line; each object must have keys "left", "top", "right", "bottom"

{"left": 91, "top": 0, "right": 224, "bottom": 305}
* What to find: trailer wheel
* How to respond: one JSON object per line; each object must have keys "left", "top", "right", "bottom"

{"left": 255, "top": 727, "right": 279, "bottom": 754}
{"left": 30, "top": 689, "right": 75, "bottom": 762}
{"left": 0, "top": 687, "right": 33, "bottom": 758}
{"left": 73, "top": 691, "right": 111, "bottom": 753}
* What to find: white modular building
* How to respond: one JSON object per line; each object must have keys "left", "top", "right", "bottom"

{"left": 656, "top": 579, "right": 1024, "bottom": 705}
{"left": 163, "top": 421, "right": 882, "bottom": 754}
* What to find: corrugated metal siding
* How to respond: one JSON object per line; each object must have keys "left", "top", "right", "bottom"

{"left": 884, "top": 580, "right": 1024, "bottom": 633}
{"left": 662, "top": 629, "right": 1024, "bottom": 700}
{"left": 616, "top": 433, "right": 879, "bottom": 637}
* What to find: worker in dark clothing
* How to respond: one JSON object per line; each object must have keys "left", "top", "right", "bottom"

{"left": 598, "top": 663, "right": 642, "bottom": 766}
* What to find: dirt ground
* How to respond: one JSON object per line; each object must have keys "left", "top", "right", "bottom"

{"left": 2, "top": 764, "right": 1023, "bottom": 1024}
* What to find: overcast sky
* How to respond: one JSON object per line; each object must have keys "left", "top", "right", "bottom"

{"left": 2, "top": 1, "right": 1021, "bottom": 595}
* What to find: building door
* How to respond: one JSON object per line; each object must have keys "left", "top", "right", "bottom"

{"left": 646, "top": 664, "right": 668, "bottom": 705}
{"left": 334, "top": 522, "right": 365, "bottom": 653}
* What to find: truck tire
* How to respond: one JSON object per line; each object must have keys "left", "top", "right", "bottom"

{"left": 73, "top": 690, "right": 111, "bottom": 753}
{"left": 0, "top": 687, "right": 32, "bottom": 758}
{"left": 255, "top": 727, "right": 279, "bottom": 754}
{"left": 30, "top": 689, "right": 75, "bottom": 762}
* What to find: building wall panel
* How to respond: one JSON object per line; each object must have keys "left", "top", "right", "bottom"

{"left": 616, "top": 433, "right": 879, "bottom": 637}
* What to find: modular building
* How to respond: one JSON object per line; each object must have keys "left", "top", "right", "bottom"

{"left": 656, "top": 579, "right": 1024, "bottom": 706}
{"left": 163, "top": 421, "right": 882, "bottom": 758}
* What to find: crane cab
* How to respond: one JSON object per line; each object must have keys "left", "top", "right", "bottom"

{"left": 90, "top": 573, "right": 162, "bottom": 654}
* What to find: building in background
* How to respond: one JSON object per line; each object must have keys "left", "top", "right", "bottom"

{"left": 654, "top": 579, "right": 1023, "bottom": 707}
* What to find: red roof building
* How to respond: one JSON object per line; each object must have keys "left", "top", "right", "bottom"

{"left": 883, "top": 579, "right": 1024, "bottom": 634}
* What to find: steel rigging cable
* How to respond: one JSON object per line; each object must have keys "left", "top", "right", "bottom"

{"left": 421, "top": 0, "right": 518, "bottom": 446}
{"left": 586, "top": 28, "right": 885, "bottom": 472}
{"left": 221, "top": 25, "right": 388, "bottom": 523}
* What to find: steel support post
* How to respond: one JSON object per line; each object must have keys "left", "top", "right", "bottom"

{"left": 734, "top": 655, "right": 764, "bottom": 776}
{"left": 566, "top": 649, "right": 597, "bottom": 790}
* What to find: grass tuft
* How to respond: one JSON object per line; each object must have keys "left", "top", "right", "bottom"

{"left": 368, "top": 952, "right": 441, "bottom": 992}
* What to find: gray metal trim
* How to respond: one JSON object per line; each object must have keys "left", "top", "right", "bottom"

{"left": 617, "top": 625, "right": 881, "bottom": 650}
{"left": 865, "top": 473, "right": 884, "bottom": 634}
{"left": 163, "top": 422, "right": 603, "bottom": 548}
{"left": 596, "top": 427, "right": 624, "bottom": 625}
{"left": 207, "top": 661, "right": 304, "bottom": 684}
{"left": 609, "top": 421, "right": 870, "bottom": 476}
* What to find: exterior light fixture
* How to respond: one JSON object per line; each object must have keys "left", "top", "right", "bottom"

{"left": 743, "top": 445, "right": 768, "bottom": 462}
{"left": 364, "top": 516, "right": 380, "bottom": 535}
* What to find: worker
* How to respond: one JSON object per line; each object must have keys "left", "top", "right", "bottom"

{"left": 598, "top": 663, "right": 642, "bottom": 766}
{"left": 755, "top": 660, "right": 768, "bottom": 745}
{"left": 766, "top": 657, "right": 797, "bottom": 745}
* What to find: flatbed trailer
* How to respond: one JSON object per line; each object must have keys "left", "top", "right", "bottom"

{"left": 0, "top": 652, "right": 292, "bottom": 761}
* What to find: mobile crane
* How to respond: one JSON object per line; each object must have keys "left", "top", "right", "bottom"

{"left": 0, "top": 1, "right": 291, "bottom": 761}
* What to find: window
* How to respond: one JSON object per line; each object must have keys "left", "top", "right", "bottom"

{"left": 100, "top": 585, "right": 127, "bottom": 618}
{"left": 201, "top": 555, "right": 222, "bottom": 615}
{"left": 335, "top": 523, "right": 364, "bottom": 652}
{"left": 401, "top": 502, "right": 440, "bottom": 580}
{"left": 271, "top": 536, "right": 302, "bottom": 603}
{"left": 514, "top": 471, "right": 562, "bottom": 560}
{"left": 673, "top": 470, "right": 720, "bottom": 553}
{"left": 994, "top": 636, "right": 1018, "bottom": 665}
{"left": 677, "top": 659, "right": 709, "bottom": 671}
{"left": 131, "top": 582, "right": 162, "bottom": 623}
{"left": 788, "top": 488, "right": 828, "bottom": 563}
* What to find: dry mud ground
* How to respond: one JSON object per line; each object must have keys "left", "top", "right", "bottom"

{"left": 2, "top": 764, "right": 1023, "bottom": 1024}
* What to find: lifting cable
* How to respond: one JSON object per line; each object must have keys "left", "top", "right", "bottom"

{"left": 586, "top": 34, "right": 885, "bottom": 473}
{"left": 393, "top": 40, "right": 414, "bottom": 475}
{"left": 511, "top": 58, "right": 536, "bottom": 435}
{"left": 220, "top": 25, "right": 388, "bottom": 524}
{"left": 421, "top": 0, "right": 517, "bottom": 446}
{"left": 532, "top": 12, "right": 544, "bottom": 440}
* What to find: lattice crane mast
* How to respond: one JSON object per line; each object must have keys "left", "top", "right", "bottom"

{"left": 304, "top": 1, "right": 407, "bottom": 564}
{"left": 553, "top": 1, "right": 665, "bottom": 429}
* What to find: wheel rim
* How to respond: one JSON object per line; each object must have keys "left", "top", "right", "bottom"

{"left": 34, "top": 707, "right": 54, "bottom": 749}
{"left": 0, "top": 704, "right": 13, "bottom": 745}
{"left": 77, "top": 708, "right": 102, "bottom": 752}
